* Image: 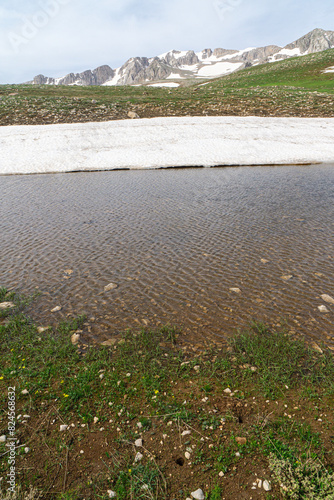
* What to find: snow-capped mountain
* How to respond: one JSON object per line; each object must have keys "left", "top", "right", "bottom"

{"left": 33, "top": 29, "right": 334, "bottom": 88}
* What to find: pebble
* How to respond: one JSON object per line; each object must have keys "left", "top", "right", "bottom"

{"left": 21, "top": 389, "right": 29, "bottom": 395}
{"left": 0, "top": 302, "right": 15, "bottom": 310}
{"left": 191, "top": 489, "right": 205, "bottom": 500}
{"left": 0, "top": 435, "right": 6, "bottom": 442}
{"left": 93, "top": 417, "right": 99, "bottom": 424}
{"left": 24, "top": 447, "right": 30, "bottom": 453}
{"left": 137, "top": 422, "right": 143, "bottom": 429}
{"left": 135, "top": 438, "right": 143, "bottom": 447}
{"left": 104, "top": 283, "right": 118, "bottom": 292}
{"left": 181, "top": 430, "right": 191, "bottom": 436}
{"left": 321, "top": 294, "right": 334, "bottom": 305}
{"left": 71, "top": 333, "right": 80, "bottom": 345}
{"left": 107, "top": 490, "right": 116, "bottom": 498}
{"left": 219, "top": 471, "right": 224, "bottom": 477}
{"left": 236, "top": 437, "right": 247, "bottom": 445}
{"left": 263, "top": 480, "right": 272, "bottom": 491}
{"left": 230, "top": 288, "right": 241, "bottom": 293}
{"left": 318, "top": 305, "right": 329, "bottom": 313}
{"left": 185, "top": 451, "right": 191, "bottom": 459}
{"left": 223, "top": 388, "right": 232, "bottom": 394}
{"left": 134, "top": 452, "right": 143, "bottom": 462}
{"left": 281, "top": 275, "right": 293, "bottom": 281}
{"left": 51, "top": 306, "right": 62, "bottom": 313}
{"left": 37, "top": 326, "right": 48, "bottom": 334}
{"left": 127, "top": 111, "right": 140, "bottom": 119}
{"left": 59, "top": 425, "right": 68, "bottom": 432}
{"left": 193, "top": 365, "right": 200, "bottom": 372}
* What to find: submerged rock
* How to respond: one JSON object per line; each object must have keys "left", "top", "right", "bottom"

{"left": 321, "top": 294, "right": 334, "bottom": 304}
{"left": 104, "top": 283, "right": 118, "bottom": 292}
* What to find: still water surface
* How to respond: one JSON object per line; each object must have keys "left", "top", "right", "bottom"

{"left": 1, "top": 165, "right": 333, "bottom": 346}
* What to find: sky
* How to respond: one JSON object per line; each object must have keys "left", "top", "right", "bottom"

{"left": 0, "top": 0, "right": 333, "bottom": 84}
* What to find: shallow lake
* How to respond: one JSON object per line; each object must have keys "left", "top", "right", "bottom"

{"left": 1, "top": 165, "right": 333, "bottom": 347}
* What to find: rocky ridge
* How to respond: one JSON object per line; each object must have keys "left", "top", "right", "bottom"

{"left": 32, "top": 29, "right": 334, "bottom": 87}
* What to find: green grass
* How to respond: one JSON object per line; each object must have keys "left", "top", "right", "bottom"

{"left": 0, "top": 289, "right": 334, "bottom": 499}
{"left": 0, "top": 49, "right": 334, "bottom": 126}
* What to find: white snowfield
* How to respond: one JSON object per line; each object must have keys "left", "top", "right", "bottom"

{"left": 1, "top": 116, "right": 334, "bottom": 176}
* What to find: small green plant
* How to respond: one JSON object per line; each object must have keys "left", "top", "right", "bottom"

{"left": 269, "top": 454, "right": 334, "bottom": 499}
{"left": 209, "top": 484, "right": 222, "bottom": 500}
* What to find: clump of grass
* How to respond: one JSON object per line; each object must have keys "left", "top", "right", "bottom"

{"left": 229, "top": 321, "right": 334, "bottom": 398}
{"left": 269, "top": 454, "right": 334, "bottom": 499}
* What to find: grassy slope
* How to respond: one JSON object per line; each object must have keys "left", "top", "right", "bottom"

{"left": 0, "top": 49, "right": 334, "bottom": 126}
{"left": 0, "top": 290, "right": 334, "bottom": 499}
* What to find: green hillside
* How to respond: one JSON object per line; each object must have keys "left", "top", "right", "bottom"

{"left": 0, "top": 49, "right": 334, "bottom": 126}
{"left": 207, "top": 47, "right": 334, "bottom": 92}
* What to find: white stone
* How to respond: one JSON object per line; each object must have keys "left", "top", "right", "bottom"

{"left": 224, "top": 388, "right": 232, "bottom": 394}
{"left": 127, "top": 111, "right": 140, "bottom": 119}
{"left": 126, "top": 373, "right": 131, "bottom": 377}
{"left": 23, "top": 415, "right": 30, "bottom": 419}
{"left": 134, "top": 452, "right": 143, "bottom": 462}
{"left": 104, "top": 283, "right": 118, "bottom": 292}
{"left": 281, "top": 275, "right": 293, "bottom": 281}
{"left": 59, "top": 425, "right": 68, "bottom": 432}
{"left": 71, "top": 333, "right": 80, "bottom": 345}
{"left": 219, "top": 471, "right": 224, "bottom": 477}
{"left": 182, "top": 430, "right": 191, "bottom": 436}
{"left": 0, "top": 302, "right": 15, "bottom": 310}
{"left": 51, "top": 306, "right": 62, "bottom": 312}
{"left": 21, "top": 389, "right": 29, "bottom": 395}
{"left": 93, "top": 417, "right": 99, "bottom": 424}
{"left": 99, "top": 373, "right": 104, "bottom": 379}
{"left": 318, "top": 305, "right": 329, "bottom": 313}
{"left": 194, "top": 365, "right": 200, "bottom": 372}
{"left": 191, "top": 489, "right": 205, "bottom": 500}
{"left": 107, "top": 490, "right": 116, "bottom": 498}
{"left": 137, "top": 422, "right": 143, "bottom": 429}
{"left": 263, "top": 480, "right": 272, "bottom": 491}
{"left": 24, "top": 447, "right": 30, "bottom": 453}
{"left": 185, "top": 451, "right": 191, "bottom": 459}
{"left": 37, "top": 326, "right": 48, "bottom": 333}
{"left": 0, "top": 435, "right": 6, "bottom": 442}
{"left": 135, "top": 439, "right": 143, "bottom": 447}
{"left": 235, "top": 452, "right": 240, "bottom": 457}
{"left": 230, "top": 288, "right": 241, "bottom": 293}
{"left": 321, "top": 294, "right": 334, "bottom": 305}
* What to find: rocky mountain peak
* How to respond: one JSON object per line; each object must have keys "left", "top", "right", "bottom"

{"left": 285, "top": 28, "right": 334, "bottom": 53}
{"left": 32, "top": 28, "right": 334, "bottom": 88}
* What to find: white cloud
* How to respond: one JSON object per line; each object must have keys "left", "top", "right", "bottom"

{"left": 0, "top": 0, "right": 333, "bottom": 83}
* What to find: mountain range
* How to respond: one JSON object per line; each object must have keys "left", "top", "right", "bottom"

{"left": 32, "top": 28, "right": 334, "bottom": 88}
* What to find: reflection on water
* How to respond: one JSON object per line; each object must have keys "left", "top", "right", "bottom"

{"left": 0, "top": 165, "right": 333, "bottom": 347}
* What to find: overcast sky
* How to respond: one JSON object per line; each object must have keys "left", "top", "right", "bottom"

{"left": 0, "top": 0, "right": 333, "bottom": 84}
